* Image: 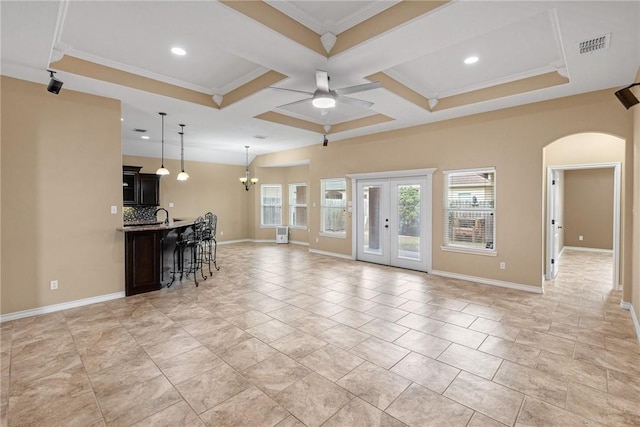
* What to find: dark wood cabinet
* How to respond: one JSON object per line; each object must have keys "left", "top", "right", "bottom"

{"left": 124, "top": 230, "right": 161, "bottom": 295}
{"left": 123, "top": 166, "right": 159, "bottom": 206}
{"left": 139, "top": 173, "right": 160, "bottom": 206}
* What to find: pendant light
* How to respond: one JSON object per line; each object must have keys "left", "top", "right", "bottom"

{"left": 155, "top": 112, "right": 170, "bottom": 175}
{"left": 176, "top": 124, "right": 189, "bottom": 181}
{"left": 239, "top": 145, "right": 258, "bottom": 191}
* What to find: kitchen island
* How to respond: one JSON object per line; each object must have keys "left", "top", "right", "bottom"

{"left": 118, "top": 219, "right": 195, "bottom": 296}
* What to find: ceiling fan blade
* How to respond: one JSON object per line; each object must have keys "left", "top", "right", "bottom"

{"left": 275, "top": 98, "right": 312, "bottom": 109}
{"left": 338, "top": 96, "right": 374, "bottom": 108}
{"left": 269, "top": 86, "right": 314, "bottom": 95}
{"left": 334, "top": 81, "right": 382, "bottom": 95}
{"left": 316, "top": 70, "right": 330, "bottom": 92}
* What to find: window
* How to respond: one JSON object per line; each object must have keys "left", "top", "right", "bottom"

{"left": 321, "top": 178, "right": 347, "bottom": 237}
{"left": 443, "top": 168, "right": 495, "bottom": 253}
{"left": 261, "top": 184, "right": 282, "bottom": 227}
{"left": 289, "top": 183, "right": 307, "bottom": 228}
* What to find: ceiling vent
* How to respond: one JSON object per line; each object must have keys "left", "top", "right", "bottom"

{"left": 132, "top": 128, "right": 147, "bottom": 133}
{"left": 578, "top": 33, "right": 611, "bottom": 54}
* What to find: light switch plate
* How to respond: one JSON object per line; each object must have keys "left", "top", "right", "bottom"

{"left": 169, "top": 202, "right": 174, "bottom": 208}
{"left": 111, "top": 206, "right": 117, "bottom": 214}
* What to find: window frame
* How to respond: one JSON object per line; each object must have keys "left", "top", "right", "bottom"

{"left": 442, "top": 167, "right": 496, "bottom": 255}
{"left": 288, "top": 182, "right": 308, "bottom": 229}
{"left": 320, "top": 178, "right": 347, "bottom": 238}
{"left": 260, "top": 184, "right": 282, "bottom": 228}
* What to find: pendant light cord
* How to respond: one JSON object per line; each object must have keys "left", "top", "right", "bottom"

{"left": 180, "top": 124, "right": 185, "bottom": 172}
{"left": 160, "top": 112, "right": 166, "bottom": 167}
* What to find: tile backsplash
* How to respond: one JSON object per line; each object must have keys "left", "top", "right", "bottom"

{"left": 123, "top": 206, "right": 158, "bottom": 223}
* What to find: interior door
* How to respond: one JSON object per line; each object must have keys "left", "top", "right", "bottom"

{"left": 356, "top": 177, "right": 428, "bottom": 271}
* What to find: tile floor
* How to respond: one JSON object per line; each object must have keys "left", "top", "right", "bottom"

{"left": 1, "top": 245, "right": 639, "bottom": 426}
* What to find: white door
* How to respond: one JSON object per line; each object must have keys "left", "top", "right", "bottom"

{"left": 549, "top": 170, "right": 562, "bottom": 278}
{"left": 356, "top": 177, "right": 429, "bottom": 271}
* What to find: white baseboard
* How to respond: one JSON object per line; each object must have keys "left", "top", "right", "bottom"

{"left": 430, "top": 270, "right": 544, "bottom": 294}
{"left": 308, "top": 248, "right": 353, "bottom": 260}
{"left": 0, "top": 291, "right": 125, "bottom": 323}
{"left": 252, "top": 239, "right": 276, "bottom": 243}
{"left": 563, "top": 246, "right": 613, "bottom": 253}
{"left": 217, "top": 239, "right": 251, "bottom": 245}
{"left": 290, "top": 240, "right": 309, "bottom": 246}
{"left": 620, "top": 301, "right": 640, "bottom": 342}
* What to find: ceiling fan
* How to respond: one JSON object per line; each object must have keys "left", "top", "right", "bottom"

{"left": 271, "top": 70, "right": 381, "bottom": 110}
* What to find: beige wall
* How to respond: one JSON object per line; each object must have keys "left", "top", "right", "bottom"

{"left": 123, "top": 156, "right": 249, "bottom": 242}
{"left": 1, "top": 76, "right": 124, "bottom": 314}
{"left": 632, "top": 70, "right": 640, "bottom": 324}
{"left": 254, "top": 89, "right": 633, "bottom": 290}
{"left": 563, "top": 168, "right": 614, "bottom": 249}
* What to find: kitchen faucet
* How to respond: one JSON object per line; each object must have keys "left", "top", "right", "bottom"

{"left": 154, "top": 208, "right": 169, "bottom": 225}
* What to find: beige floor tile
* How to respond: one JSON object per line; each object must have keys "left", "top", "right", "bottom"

{"left": 604, "top": 335, "right": 640, "bottom": 354}
{"left": 141, "top": 328, "right": 202, "bottom": 362}
{"left": 467, "top": 412, "right": 508, "bottom": 427}
{"left": 317, "top": 324, "right": 370, "bottom": 350}
{"left": 429, "top": 307, "right": 477, "bottom": 328}
{"left": 606, "top": 368, "right": 640, "bottom": 403}
{"left": 10, "top": 333, "right": 76, "bottom": 366}
{"left": 196, "top": 323, "right": 253, "bottom": 353}
{"left": 515, "top": 396, "right": 599, "bottom": 427}
{"left": 200, "top": 385, "right": 288, "bottom": 427}
{"left": 322, "top": 397, "right": 407, "bottom": 427}
{"left": 89, "top": 355, "right": 162, "bottom": 398}
{"left": 501, "top": 313, "right": 551, "bottom": 333}
{"left": 242, "top": 353, "right": 311, "bottom": 397}
{"left": 443, "top": 371, "right": 524, "bottom": 426}
{"left": 386, "top": 383, "right": 473, "bottom": 426}
{"left": 566, "top": 382, "right": 640, "bottom": 426}
{"left": 9, "top": 348, "right": 82, "bottom": 394}
{"left": 358, "top": 318, "right": 409, "bottom": 342}
{"left": 248, "top": 297, "right": 289, "bottom": 312}
{"left": 338, "top": 297, "right": 378, "bottom": 312}
{"left": 175, "top": 362, "right": 252, "bottom": 414}
{"left": 98, "top": 375, "right": 182, "bottom": 426}
{"left": 217, "top": 337, "right": 278, "bottom": 371}
{"left": 437, "top": 343, "right": 502, "bottom": 379}
{"left": 8, "top": 389, "right": 102, "bottom": 427}
{"left": 573, "top": 342, "right": 640, "bottom": 374}
{"left": 470, "top": 317, "right": 520, "bottom": 341}
{"left": 247, "top": 319, "right": 297, "bottom": 343}
{"left": 397, "top": 300, "right": 440, "bottom": 317}
{"left": 478, "top": 336, "right": 540, "bottom": 368}
{"left": 432, "top": 323, "right": 488, "bottom": 349}
{"left": 293, "top": 314, "right": 338, "bottom": 335}
{"left": 299, "top": 344, "right": 364, "bottom": 382}
{"left": 285, "top": 294, "right": 323, "bottom": 308}
{"left": 270, "top": 330, "right": 327, "bottom": 359}
{"left": 370, "top": 293, "right": 409, "bottom": 308}
{"left": 391, "top": 351, "right": 459, "bottom": 393}
{"left": 275, "top": 415, "right": 305, "bottom": 426}
{"left": 331, "top": 308, "right": 375, "bottom": 328}
{"left": 317, "top": 290, "right": 352, "bottom": 304}
{"left": 515, "top": 328, "right": 575, "bottom": 357}
{"left": 267, "top": 305, "right": 312, "bottom": 323}
{"left": 306, "top": 301, "right": 346, "bottom": 317}
{"left": 350, "top": 337, "right": 409, "bottom": 369}
{"left": 275, "top": 372, "right": 352, "bottom": 427}
{"left": 493, "top": 360, "right": 568, "bottom": 408}
{"left": 336, "top": 361, "right": 411, "bottom": 410}
{"left": 428, "top": 297, "right": 468, "bottom": 311}
{"left": 131, "top": 400, "right": 204, "bottom": 427}
{"left": 156, "top": 345, "right": 224, "bottom": 385}
{"left": 535, "top": 350, "right": 607, "bottom": 392}
{"left": 226, "top": 310, "right": 274, "bottom": 329}
{"left": 393, "top": 329, "right": 451, "bottom": 359}
{"left": 462, "top": 304, "right": 505, "bottom": 321}
{"left": 365, "top": 305, "right": 409, "bottom": 322}
{"left": 398, "top": 290, "right": 433, "bottom": 303}
{"left": 396, "top": 312, "right": 445, "bottom": 333}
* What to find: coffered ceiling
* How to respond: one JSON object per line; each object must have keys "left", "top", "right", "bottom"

{"left": 2, "top": 1, "right": 639, "bottom": 165}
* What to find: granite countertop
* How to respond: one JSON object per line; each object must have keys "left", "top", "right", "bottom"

{"left": 118, "top": 218, "right": 196, "bottom": 232}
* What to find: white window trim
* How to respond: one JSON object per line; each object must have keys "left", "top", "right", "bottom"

{"left": 260, "top": 184, "right": 282, "bottom": 228}
{"left": 320, "top": 178, "right": 347, "bottom": 238}
{"left": 288, "top": 182, "right": 308, "bottom": 230}
{"left": 441, "top": 167, "right": 496, "bottom": 255}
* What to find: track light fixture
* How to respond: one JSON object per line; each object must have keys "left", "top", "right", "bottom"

{"left": 615, "top": 83, "right": 640, "bottom": 109}
{"left": 46, "top": 70, "right": 63, "bottom": 94}
{"left": 323, "top": 135, "right": 329, "bottom": 147}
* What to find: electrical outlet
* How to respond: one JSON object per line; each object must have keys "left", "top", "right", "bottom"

{"left": 110, "top": 205, "right": 117, "bottom": 214}
{"left": 220, "top": 231, "right": 224, "bottom": 236}
{"left": 579, "top": 235, "right": 584, "bottom": 241}
{"left": 499, "top": 262, "right": 506, "bottom": 270}
{"left": 169, "top": 202, "right": 174, "bottom": 208}
{"left": 50, "top": 280, "right": 58, "bottom": 290}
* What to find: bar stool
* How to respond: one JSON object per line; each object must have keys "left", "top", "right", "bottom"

{"left": 171, "top": 217, "right": 207, "bottom": 287}
{"left": 202, "top": 212, "right": 220, "bottom": 274}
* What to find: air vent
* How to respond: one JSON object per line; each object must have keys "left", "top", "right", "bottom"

{"left": 132, "top": 128, "right": 147, "bottom": 133}
{"left": 578, "top": 33, "right": 611, "bottom": 54}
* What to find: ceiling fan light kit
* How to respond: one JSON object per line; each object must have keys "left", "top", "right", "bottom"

{"left": 615, "top": 83, "right": 640, "bottom": 109}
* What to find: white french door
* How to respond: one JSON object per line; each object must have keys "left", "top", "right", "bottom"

{"left": 356, "top": 177, "right": 430, "bottom": 271}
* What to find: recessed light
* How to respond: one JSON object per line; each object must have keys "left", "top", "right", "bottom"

{"left": 141, "top": 135, "right": 150, "bottom": 139}
{"left": 120, "top": 118, "right": 124, "bottom": 122}
{"left": 464, "top": 56, "right": 479, "bottom": 65}
{"left": 171, "top": 47, "right": 186, "bottom": 56}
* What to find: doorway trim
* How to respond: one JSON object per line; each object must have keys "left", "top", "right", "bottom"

{"left": 347, "top": 168, "right": 437, "bottom": 270}
{"left": 545, "top": 162, "right": 621, "bottom": 289}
